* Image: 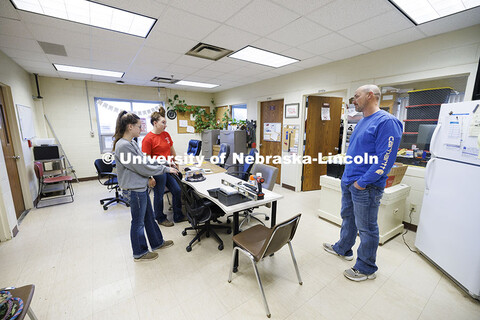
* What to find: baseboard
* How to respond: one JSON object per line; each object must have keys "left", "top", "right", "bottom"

{"left": 282, "top": 183, "right": 295, "bottom": 191}
{"left": 78, "top": 176, "right": 97, "bottom": 182}
{"left": 12, "top": 225, "right": 19, "bottom": 237}
{"left": 403, "top": 221, "right": 417, "bottom": 232}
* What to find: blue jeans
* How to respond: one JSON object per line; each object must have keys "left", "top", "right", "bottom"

{"left": 332, "top": 182, "right": 384, "bottom": 275}
{"left": 153, "top": 173, "right": 184, "bottom": 223}
{"left": 124, "top": 190, "right": 165, "bottom": 258}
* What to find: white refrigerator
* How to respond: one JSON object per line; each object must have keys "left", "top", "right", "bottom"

{"left": 415, "top": 100, "right": 480, "bottom": 300}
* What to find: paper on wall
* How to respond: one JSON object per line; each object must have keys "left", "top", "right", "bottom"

{"left": 271, "top": 132, "right": 279, "bottom": 141}
{"left": 321, "top": 106, "right": 330, "bottom": 121}
{"left": 468, "top": 112, "right": 480, "bottom": 137}
{"left": 179, "top": 120, "right": 188, "bottom": 127}
{"left": 190, "top": 113, "right": 195, "bottom": 121}
{"left": 186, "top": 125, "right": 195, "bottom": 133}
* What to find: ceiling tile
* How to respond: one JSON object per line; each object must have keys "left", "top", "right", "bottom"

{"left": 17, "top": 11, "right": 92, "bottom": 35}
{"left": 321, "top": 44, "right": 371, "bottom": 61}
{"left": 0, "top": 17, "right": 33, "bottom": 38}
{"left": 0, "top": 34, "right": 43, "bottom": 52}
{"left": 270, "top": 0, "right": 333, "bottom": 15}
{"left": 250, "top": 38, "right": 292, "bottom": 53}
{"left": 417, "top": 7, "right": 480, "bottom": 37}
{"left": 226, "top": 0, "right": 300, "bottom": 36}
{"left": 307, "top": 0, "right": 394, "bottom": 31}
{"left": 280, "top": 47, "right": 315, "bottom": 60}
{"left": 61, "top": 46, "right": 90, "bottom": 60}
{"left": 145, "top": 30, "right": 197, "bottom": 53}
{"left": 159, "top": 7, "right": 221, "bottom": 41}
{"left": 11, "top": 58, "right": 53, "bottom": 70}
{"left": 203, "top": 61, "right": 241, "bottom": 73}
{"left": 298, "top": 32, "right": 354, "bottom": 55}
{"left": 266, "top": 17, "right": 330, "bottom": 47}
{"left": 363, "top": 27, "right": 426, "bottom": 51}
{"left": 169, "top": 0, "right": 251, "bottom": 22}
{"left": 132, "top": 47, "right": 180, "bottom": 66}
{"left": 24, "top": 23, "right": 92, "bottom": 49}
{"left": 338, "top": 10, "right": 413, "bottom": 42}
{"left": 0, "top": 46, "right": 49, "bottom": 62}
{"left": 0, "top": 1, "right": 20, "bottom": 20}
{"left": 172, "top": 55, "right": 214, "bottom": 69}
{"left": 164, "top": 63, "right": 201, "bottom": 76}
{"left": 201, "top": 25, "right": 260, "bottom": 51}
{"left": 294, "top": 55, "right": 332, "bottom": 69}
{"left": 93, "top": 0, "right": 167, "bottom": 18}
{"left": 190, "top": 69, "right": 224, "bottom": 79}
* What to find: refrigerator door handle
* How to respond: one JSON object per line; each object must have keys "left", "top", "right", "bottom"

{"left": 429, "top": 123, "right": 441, "bottom": 157}
{"left": 424, "top": 157, "right": 436, "bottom": 193}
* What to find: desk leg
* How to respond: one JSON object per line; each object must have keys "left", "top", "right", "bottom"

{"left": 233, "top": 211, "right": 239, "bottom": 273}
{"left": 271, "top": 201, "right": 277, "bottom": 228}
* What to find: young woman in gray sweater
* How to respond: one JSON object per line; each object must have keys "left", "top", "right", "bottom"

{"left": 113, "top": 111, "right": 179, "bottom": 261}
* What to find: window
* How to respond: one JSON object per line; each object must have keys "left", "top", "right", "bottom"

{"left": 95, "top": 98, "right": 164, "bottom": 153}
{"left": 231, "top": 104, "right": 247, "bottom": 121}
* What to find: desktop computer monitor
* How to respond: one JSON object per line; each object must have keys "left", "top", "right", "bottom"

{"left": 417, "top": 124, "right": 437, "bottom": 151}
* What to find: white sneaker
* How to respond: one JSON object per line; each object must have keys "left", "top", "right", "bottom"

{"left": 323, "top": 243, "right": 354, "bottom": 261}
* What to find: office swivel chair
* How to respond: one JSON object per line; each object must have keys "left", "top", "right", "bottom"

{"left": 226, "top": 148, "right": 258, "bottom": 180}
{"left": 94, "top": 159, "right": 129, "bottom": 210}
{"left": 228, "top": 214, "right": 303, "bottom": 318}
{"left": 227, "top": 163, "right": 278, "bottom": 230}
{"left": 172, "top": 174, "right": 231, "bottom": 252}
{"left": 186, "top": 139, "right": 202, "bottom": 156}
{"left": 217, "top": 143, "right": 230, "bottom": 167}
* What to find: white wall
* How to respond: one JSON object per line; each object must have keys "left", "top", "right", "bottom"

{"left": 0, "top": 50, "right": 36, "bottom": 240}
{"left": 37, "top": 77, "right": 214, "bottom": 178}
{"left": 214, "top": 25, "right": 480, "bottom": 191}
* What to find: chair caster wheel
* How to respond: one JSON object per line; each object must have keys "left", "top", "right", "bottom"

{"left": 218, "top": 244, "right": 224, "bottom": 250}
{"left": 100, "top": 200, "right": 104, "bottom": 205}
{"left": 103, "top": 206, "right": 108, "bottom": 210}
{"left": 206, "top": 232, "right": 210, "bottom": 238}
{"left": 226, "top": 219, "right": 231, "bottom": 224}
{"left": 186, "top": 246, "right": 192, "bottom": 252}
{"left": 126, "top": 204, "right": 130, "bottom": 207}
{"left": 226, "top": 228, "right": 232, "bottom": 234}
{"left": 265, "top": 216, "right": 270, "bottom": 221}
{"left": 182, "top": 230, "right": 187, "bottom": 236}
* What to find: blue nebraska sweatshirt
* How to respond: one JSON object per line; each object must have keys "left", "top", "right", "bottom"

{"left": 342, "top": 110, "right": 403, "bottom": 189}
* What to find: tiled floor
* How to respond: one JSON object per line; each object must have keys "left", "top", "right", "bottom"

{"left": 1, "top": 180, "right": 479, "bottom": 319}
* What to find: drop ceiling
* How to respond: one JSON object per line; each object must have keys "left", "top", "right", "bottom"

{"left": 0, "top": 0, "right": 479, "bottom": 92}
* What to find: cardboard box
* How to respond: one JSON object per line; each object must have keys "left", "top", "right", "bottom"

{"left": 212, "top": 144, "right": 221, "bottom": 155}
{"left": 385, "top": 162, "right": 407, "bottom": 188}
{"left": 380, "top": 91, "right": 397, "bottom": 114}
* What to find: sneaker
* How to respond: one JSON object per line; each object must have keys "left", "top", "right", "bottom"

{"left": 134, "top": 251, "right": 158, "bottom": 262}
{"left": 154, "top": 240, "right": 174, "bottom": 250}
{"left": 158, "top": 220, "right": 174, "bottom": 227}
{"left": 174, "top": 215, "right": 188, "bottom": 223}
{"left": 323, "top": 243, "right": 354, "bottom": 261}
{"left": 344, "top": 268, "right": 376, "bottom": 281}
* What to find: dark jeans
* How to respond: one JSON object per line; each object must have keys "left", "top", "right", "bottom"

{"left": 332, "top": 182, "right": 384, "bottom": 274}
{"left": 153, "top": 173, "right": 183, "bottom": 223}
{"left": 124, "top": 190, "right": 165, "bottom": 258}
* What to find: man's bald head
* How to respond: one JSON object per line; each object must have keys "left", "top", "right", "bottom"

{"left": 358, "top": 85, "right": 381, "bottom": 101}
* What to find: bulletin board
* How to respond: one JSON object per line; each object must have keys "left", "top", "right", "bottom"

{"left": 176, "top": 106, "right": 209, "bottom": 134}
{"left": 216, "top": 105, "right": 230, "bottom": 124}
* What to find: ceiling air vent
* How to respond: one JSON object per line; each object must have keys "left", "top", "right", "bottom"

{"left": 185, "top": 43, "right": 233, "bottom": 61}
{"left": 150, "top": 77, "right": 179, "bottom": 84}
{"left": 38, "top": 41, "right": 67, "bottom": 56}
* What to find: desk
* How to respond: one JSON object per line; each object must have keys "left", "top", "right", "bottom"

{"left": 179, "top": 160, "right": 226, "bottom": 174}
{"left": 182, "top": 172, "right": 283, "bottom": 272}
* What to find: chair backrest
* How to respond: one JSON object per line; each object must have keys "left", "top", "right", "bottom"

{"left": 187, "top": 139, "right": 202, "bottom": 156}
{"left": 242, "top": 148, "right": 257, "bottom": 173}
{"left": 218, "top": 143, "right": 230, "bottom": 166}
{"left": 34, "top": 161, "right": 43, "bottom": 179}
{"left": 94, "top": 159, "right": 113, "bottom": 176}
{"left": 260, "top": 214, "right": 301, "bottom": 260}
{"left": 171, "top": 173, "right": 211, "bottom": 225}
{"left": 251, "top": 163, "right": 278, "bottom": 191}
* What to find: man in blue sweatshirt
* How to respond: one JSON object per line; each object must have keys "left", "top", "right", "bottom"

{"left": 323, "top": 84, "right": 403, "bottom": 281}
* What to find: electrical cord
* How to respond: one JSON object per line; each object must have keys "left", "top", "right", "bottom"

{"left": 402, "top": 207, "right": 418, "bottom": 253}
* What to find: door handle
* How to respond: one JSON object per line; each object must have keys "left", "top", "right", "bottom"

{"left": 8, "top": 156, "right": 21, "bottom": 159}
{"left": 334, "top": 147, "right": 339, "bottom": 151}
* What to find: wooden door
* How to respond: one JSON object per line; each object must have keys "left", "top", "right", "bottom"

{"left": 260, "top": 99, "right": 283, "bottom": 185}
{"left": 0, "top": 88, "right": 25, "bottom": 218}
{"left": 302, "top": 96, "right": 342, "bottom": 191}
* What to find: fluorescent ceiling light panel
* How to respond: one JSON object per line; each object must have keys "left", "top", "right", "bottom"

{"left": 53, "top": 64, "right": 124, "bottom": 77}
{"left": 389, "top": 0, "right": 480, "bottom": 25}
{"left": 176, "top": 80, "right": 219, "bottom": 89}
{"left": 229, "top": 46, "right": 299, "bottom": 68}
{"left": 11, "top": 0, "right": 156, "bottom": 37}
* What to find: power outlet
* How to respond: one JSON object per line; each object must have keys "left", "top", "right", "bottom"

{"left": 409, "top": 203, "right": 417, "bottom": 212}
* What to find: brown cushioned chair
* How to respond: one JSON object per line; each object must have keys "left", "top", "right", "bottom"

{"left": 1, "top": 284, "right": 38, "bottom": 320}
{"left": 228, "top": 213, "right": 303, "bottom": 318}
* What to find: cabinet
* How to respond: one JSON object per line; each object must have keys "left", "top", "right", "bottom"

{"left": 201, "top": 129, "right": 220, "bottom": 159}
{"left": 317, "top": 175, "right": 410, "bottom": 244}
{"left": 219, "top": 130, "right": 246, "bottom": 166}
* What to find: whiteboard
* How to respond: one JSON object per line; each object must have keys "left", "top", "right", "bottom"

{"left": 16, "top": 104, "right": 36, "bottom": 140}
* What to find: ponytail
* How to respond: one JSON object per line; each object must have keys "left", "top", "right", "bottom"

{"left": 150, "top": 108, "right": 166, "bottom": 125}
{"left": 113, "top": 111, "right": 140, "bottom": 150}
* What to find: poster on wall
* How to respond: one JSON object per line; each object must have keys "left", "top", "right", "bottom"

{"left": 16, "top": 104, "right": 35, "bottom": 140}
{"left": 264, "top": 123, "right": 281, "bottom": 142}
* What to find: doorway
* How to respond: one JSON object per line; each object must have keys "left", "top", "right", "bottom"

{"left": 302, "top": 96, "right": 343, "bottom": 191}
{"left": 260, "top": 99, "right": 283, "bottom": 185}
{"left": 0, "top": 87, "right": 25, "bottom": 218}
